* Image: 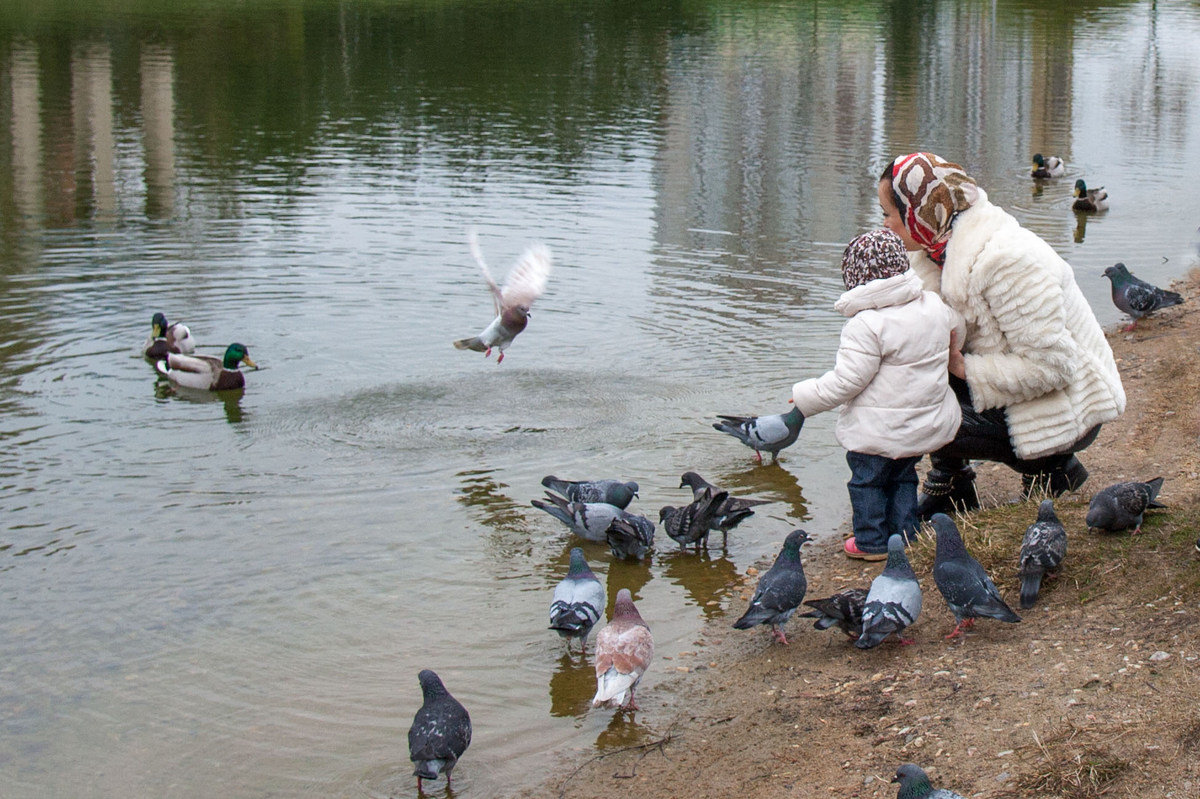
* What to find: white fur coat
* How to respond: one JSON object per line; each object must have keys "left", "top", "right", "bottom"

{"left": 907, "top": 190, "right": 1125, "bottom": 460}
{"left": 792, "top": 270, "right": 965, "bottom": 459}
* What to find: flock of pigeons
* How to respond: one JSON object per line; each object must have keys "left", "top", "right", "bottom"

{"left": 1032, "top": 153, "right": 1184, "bottom": 331}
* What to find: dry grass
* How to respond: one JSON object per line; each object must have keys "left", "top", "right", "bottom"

{"left": 1015, "top": 723, "right": 1130, "bottom": 799}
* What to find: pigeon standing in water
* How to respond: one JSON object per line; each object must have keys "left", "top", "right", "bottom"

{"left": 549, "top": 548, "right": 606, "bottom": 648}
{"left": 531, "top": 491, "right": 621, "bottom": 543}
{"left": 712, "top": 406, "right": 804, "bottom": 463}
{"left": 1102, "top": 262, "right": 1184, "bottom": 331}
{"left": 453, "top": 231, "right": 552, "bottom": 363}
{"left": 891, "top": 763, "right": 968, "bottom": 799}
{"left": 1017, "top": 499, "right": 1068, "bottom": 609}
{"left": 604, "top": 510, "right": 656, "bottom": 561}
{"left": 732, "top": 529, "right": 810, "bottom": 644}
{"left": 800, "top": 586, "right": 868, "bottom": 640}
{"left": 856, "top": 534, "right": 923, "bottom": 649}
{"left": 408, "top": 669, "right": 472, "bottom": 791}
{"left": 678, "top": 471, "right": 770, "bottom": 545}
{"left": 930, "top": 513, "right": 1021, "bottom": 639}
{"left": 592, "top": 589, "right": 654, "bottom": 710}
{"left": 659, "top": 487, "right": 728, "bottom": 550}
{"left": 1085, "top": 477, "right": 1166, "bottom": 534}
{"left": 541, "top": 475, "right": 639, "bottom": 509}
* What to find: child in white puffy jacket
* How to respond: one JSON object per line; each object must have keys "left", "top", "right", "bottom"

{"left": 792, "top": 229, "right": 965, "bottom": 560}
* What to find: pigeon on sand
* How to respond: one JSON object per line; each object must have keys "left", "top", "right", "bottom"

{"left": 930, "top": 513, "right": 1021, "bottom": 639}
{"left": 592, "top": 589, "right": 654, "bottom": 710}
{"left": 856, "top": 534, "right": 922, "bottom": 649}
{"left": 549, "top": 548, "right": 605, "bottom": 648}
{"left": 732, "top": 529, "right": 810, "bottom": 644}
{"left": 800, "top": 586, "right": 868, "bottom": 639}
{"left": 1103, "top": 262, "right": 1183, "bottom": 331}
{"left": 1085, "top": 477, "right": 1166, "bottom": 534}
{"left": 1017, "top": 499, "right": 1067, "bottom": 609}
{"left": 408, "top": 669, "right": 472, "bottom": 791}
{"left": 892, "top": 763, "right": 967, "bottom": 799}
{"left": 712, "top": 406, "right": 803, "bottom": 463}
{"left": 453, "top": 230, "right": 552, "bottom": 363}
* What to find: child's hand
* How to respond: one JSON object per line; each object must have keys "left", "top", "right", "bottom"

{"left": 948, "top": 329, "right": 966, "bottom": 379}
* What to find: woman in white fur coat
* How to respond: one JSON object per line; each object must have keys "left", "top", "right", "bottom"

{"left": 877, "top": 153, "right": 1125, "bottom": 517}
{"left": 792, "top": 229, "right": 965, "bottom": 560}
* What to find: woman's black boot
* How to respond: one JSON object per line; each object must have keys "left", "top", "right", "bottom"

{"left": 1021, "top": 455, "right": 1088, "bottom": 499}
{"left": 917, "top": 464, "right": 979, "bottom": 521}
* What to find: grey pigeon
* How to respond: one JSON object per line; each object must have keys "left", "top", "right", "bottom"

{"left": 659, "top": 487, "right": 728, "bottom": 550}
{"left": 531, "top": 491, "right": 621, "bottom": 542}
{"left": 732, "top": 529, "right": 810, "bottom": 644}
{"left": 1085, "top": 477, "right": 1166, "bottom": 534}
{"left": 453, "top": 231, "right": 552, "bottom": 363}
{"left": 800, "top": 587, "right": 868, "bottom": 639}
{"left": 1103, "top": 262, "right": 1183, "bottom": 331}
{"left": 892, "top": 763, "right": 967, "bottom": 799}
{"left": 549, "top": 548, "right": 606, "bottom": 647}
{"left": 679, "top": 471, "right": 770, "bottom": 545}
{"left": 712, "top": 405, "right": 804, "bottom": 463}
{"left": 605, "top": 510, "right": 655, "bottom": 561}
{"left": 856, "top": 534, "right": 923, "bottom": 649}
{"left": 1018, "top": 499, "right": 1068, "bottom": 609}
{"left": 592, "top": 588, "right": 654, "bottom": 710}
{"left": 408, "top": 669, "right": 472, "bottom": 791}
{"left": 930, "top": 513, "right": 1021, "bottom": 639}
{"left": 541, "top": 475, "right": 639, "bottom": 509}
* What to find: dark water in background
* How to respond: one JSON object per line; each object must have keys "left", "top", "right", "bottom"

{"left": 1, "top": 1, "right": 1198, "bottom": 795}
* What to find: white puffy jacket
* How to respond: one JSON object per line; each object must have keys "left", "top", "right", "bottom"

{"left": 906, "top": 190, "right": 1126, "bottom": 460}
{"left": 791, "top": 270, "right": 966, "bottom": 459}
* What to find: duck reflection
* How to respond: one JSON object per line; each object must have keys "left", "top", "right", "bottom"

{"left": 660, "top": 549, "right": 739, "bottom": 620}
{"left": 1074, "top": 209, "right": 1089, "bottom": 243}
{"left": 548, "top": 650, "right": 595, "bottom": 719}
{"left": 154, "top": 379, "right": 245, "bottom": 424}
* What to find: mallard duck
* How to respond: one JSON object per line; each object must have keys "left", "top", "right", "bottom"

{"left": 142, "top": 312, "right": 196, "bottom": 360}
{"left": 1030, "top": 153, "right": 1065, "bottom": 178}
{"left": 155, "top": 343, "right": 257, "bottom": 390}
{"left": 1073, "top": 179, "right": 1108, "bottom": 212}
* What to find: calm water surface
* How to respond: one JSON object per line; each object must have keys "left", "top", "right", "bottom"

{"left": 2, "top": 1, "right": 1199, "bottom": 796}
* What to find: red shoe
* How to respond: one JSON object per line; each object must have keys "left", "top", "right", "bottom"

{"left": 843, "top": 537, "right": 887, "bottom": 561}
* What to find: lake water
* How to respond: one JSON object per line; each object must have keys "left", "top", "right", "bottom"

{"left": 2, "top": 1, "right": 1200, "bottom": 796}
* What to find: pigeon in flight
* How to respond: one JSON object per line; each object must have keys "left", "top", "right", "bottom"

{"left": 712, "top": 406, "right": 804, "bottom": 463}
{"left": 800, "top": 586, "right": 868, "bottom": 640}
{"left": 453, "top": 230, "right": 552, "bottom": 363}
{"left": 592, "top": 588, "right": 654, "bottom": 710}
{"left": 856, "top": 534, "right": 922, "bottom": 649}
{"left": 891, "top": 763, "right": 968, "bottom": 799}
{"left": 1017, "top": 499, "right": 1067, "bottom": 609}
{"left": 678, "top": 471, "right": 769, "bottom": 545}
{"left": 732, "top": 529, "right": 810, "bottom": 644}
{"left": 549, "top": 548, "right": 606, "bottom": 648}
{"left": 1103, "top": 262, "right": 1183, "bottom": 331}
{"left": 1085, "top": 477, "right": 1166, "bottom": 534}
{"left": 541, "top": 475, "right": 639, "bottom": 509}
{"left": 930, "top": 513, "right": 1021, "bottom": 639}
{"left": 408, "top": 670, "right": 472, "bottom": 791}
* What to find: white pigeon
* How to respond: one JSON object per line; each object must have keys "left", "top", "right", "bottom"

{"left": 453, "top": 230, "right": 552, "bottom": 363}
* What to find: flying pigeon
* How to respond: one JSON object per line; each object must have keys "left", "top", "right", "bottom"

{"left": 1102, "top": 262, "right": 1184, "bottom": 331}
{"left": 531, "top": 491, "right": 621, "bottom": 543}
{"left": 1030, "top": 153, "right": 1065, "bottom": 179}
{"left": 1072, "top": 179, "right": 1108, "bottom": 212}
{"left": 800, "top": 586, "right": 868, "bottom": 639}
{"left": 605, "top": 511, "right": 655, "bottom": 561}
{"left": 549, "top": 548, "right": 606, "bottom": 648}
{"left": 408, "top": 669, "right": 472, "bottom": 791}
{"left": 712, "top": 405, "right": 804, "bottom": 463}
{"left": 541, "top": 475, "right": 640, "bottom": 509}
{"left": 1085, "top": 477, "right": 1166, "bottom": 534}
{"left": 732, "top": 529, "right": 810, "bottom": 644}
{"left": 930, "top": 513, "right": 1021, "bottom": 639}
{"left": 453, "top": 231, "right": 552, "bottom": 363}
{"left": 659, "top": 487, "right": 728, "bottom": 550}
{"left": 142, "top": 311, "right": 196, "bottom": 360}
{"left": 1017, "top": 499, "right": 1068, "bottom": 609}
{"left": 678, "top": 471, "right": 770, "bottom": 545}
{"left": 592, "top": 588, "right": 654, "bottom": 710}
{"left": 891, "top": 763, "right": 967, "bottom": 799}
{"left": 856, "top": 534, "right": 923, "bottom": 649}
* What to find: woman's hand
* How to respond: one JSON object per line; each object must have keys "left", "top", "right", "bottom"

{"left": 948, "top": 329, "right": 966, "bottom": 379}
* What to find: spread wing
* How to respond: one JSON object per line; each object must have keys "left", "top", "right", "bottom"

{"left": 500, "top": 243, "right": 552, "bottom": 310}
{"left": 467, "top": 228, "right": 504, "bottom": 315}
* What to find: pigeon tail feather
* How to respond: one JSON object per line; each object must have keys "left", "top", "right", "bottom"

{"left": 453, "top": 336, "right": 486, "bottom": 352}
{"left": 1019, "top": 573, "right": 1043, "bottom": 609}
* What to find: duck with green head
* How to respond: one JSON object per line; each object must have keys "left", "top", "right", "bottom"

{"left": 1030, "top": 153, "right": 1064, "bottom": 179}
{"left": 1072, "top": 179, "right": 1108, "bottom": 212}
{"left": 142, "top": 312, "right": 196, "bottom": 360}
{"left": 156, "top": 343, "right": 258, "bottom": 390}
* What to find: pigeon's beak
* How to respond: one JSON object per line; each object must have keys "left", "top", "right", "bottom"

{"left": 890, "top": 776, "right": 900, "bottom": 784}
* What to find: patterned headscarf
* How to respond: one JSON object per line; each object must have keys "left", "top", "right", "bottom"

{"left": 887, "top": 153, "right": 980, "bottom": 266}
{"left": 841, "top": 229, "right": 910, "bottom": 290}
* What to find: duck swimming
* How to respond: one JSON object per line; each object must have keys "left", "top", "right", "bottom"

{"left": 156, "top": 343, "right": 258, "bottom": 390}
{"left": 1030, "top": 153, "right": 1065, "bottom": 179}
{"left": 1073, "top": 179, "right": 1109, "bottom": 212}
{"left": 142, "top": 312, "right": 196, "bottom": 360}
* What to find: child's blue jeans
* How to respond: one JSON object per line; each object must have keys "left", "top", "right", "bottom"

{"left": 846, "top": 451, "right": 921, "bottom": 554}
